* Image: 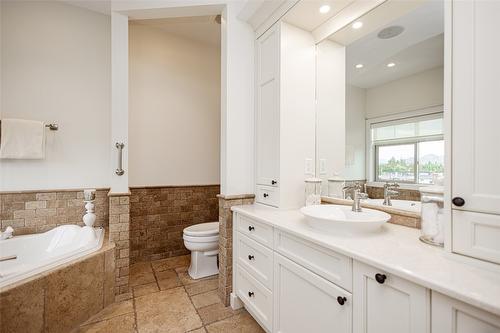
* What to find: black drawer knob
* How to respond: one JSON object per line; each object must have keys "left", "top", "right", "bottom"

{"left": 248, "top": 255, "right": 255, "bottom": 260}
{"left": 337, "top": 296, "right": 347, "bottom": 305}
{"left": 248, "top": 291, "right": 255, "bottom": 297}
{"left": 248, "top": 226, "right": 255, "bottom": 231}
{"left": 375, "top": 273, "right": 387, "bottom": 284}
{"left": 263, "top": 193, "right": 269, "bottom": 198}
{"left": 452, "top": 197, "right": 465, "bottom": 207}
{"left": 271, "top": 180, "right": 277, "bottom": 185}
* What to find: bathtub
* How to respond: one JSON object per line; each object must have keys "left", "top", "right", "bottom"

{"left": 363, "top": 198, "right": 421, "bottom": 213}
{"left": 0, "top": 224, "right": 104, "bottom": 288}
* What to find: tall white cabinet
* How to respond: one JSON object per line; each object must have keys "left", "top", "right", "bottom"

{"left": 255, "top": 22, "right": 316, "bottom": 209}
{"left": 451, "top": 0, "right": 500, "bottom": 265}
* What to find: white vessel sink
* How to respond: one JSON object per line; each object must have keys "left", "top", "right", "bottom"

{"left": 300, "top": 204, "right": 391, "bottom": 233}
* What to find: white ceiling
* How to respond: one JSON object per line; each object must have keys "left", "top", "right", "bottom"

{"left": 283, "top": 0, "right": 355, "bottom": 31}
{"left": 343, "top": 1, "right": 444, "bottom": 88}
{"left": 131, "top": 16, "right": 221, "bottom": 47}
{"left": 61, "top": 0, "right": 111, "bottom": 15}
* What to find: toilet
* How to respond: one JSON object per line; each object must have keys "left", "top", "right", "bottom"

{"left": 183, "top": 222, "right": 219, "bottom": 279}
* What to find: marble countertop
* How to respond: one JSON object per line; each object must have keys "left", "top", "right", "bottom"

{"left": 232, "top": 204, "right": 500, "bottom": 316}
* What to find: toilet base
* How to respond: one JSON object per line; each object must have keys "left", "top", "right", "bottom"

{"left": 188, "top": 250, "right": 219, "bottom": 280}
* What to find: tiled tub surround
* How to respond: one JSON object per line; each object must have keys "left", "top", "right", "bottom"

{"left": 109, "top": 193, "right": 131, "bottom": 297}
{"left": 0, "top": 189, "right": 109, "bottom": 235}
{"left": 366, "top": 185, "right": 421, "bottom": 201}
{"left": 0, "top": 239, "right": 115, "bottom": 333}
{"left": 129, "top": 185, "right": 220, "bottom": 263}
{"left": 217, "top": 194, "right": 255, "bottom": 306}
{"left": 321, "top": 196, "right": 421, "bottom": 229}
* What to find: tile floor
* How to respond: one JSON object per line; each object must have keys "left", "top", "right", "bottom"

{"left": 75, "top": 255, "right": 265, "bottom": 333}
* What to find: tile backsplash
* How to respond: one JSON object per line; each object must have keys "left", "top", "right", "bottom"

{"left": 0, "top": 189, "right": 109, "bottom": 235}
{"left": 129, "top": 185, "right": 220, "bottom": 263}
{"left": 366, "top": 185, "right": 421, "bottom": 201}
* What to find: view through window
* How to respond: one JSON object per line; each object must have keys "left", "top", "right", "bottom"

{"left": 372, "top": 114, "right": 444, "bottom": 184}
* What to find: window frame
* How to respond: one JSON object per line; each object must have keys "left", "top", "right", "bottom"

{"left": 365, "top": 106, "right": 444, "bottom": 185}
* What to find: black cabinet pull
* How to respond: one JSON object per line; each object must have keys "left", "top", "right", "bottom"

{"left": 263, "top": 193, "right": 269, "bottom": 198}
{"left": 248, "top": 226, "right": 255, "bottom": 231}
{"left": 248, "top": 291, "right": 255, "bottom": 297}
{"left": 337, "top": 296, "right": 347, "bottom": 305}
{"left": 452, "top": 197, "right": 465, "bottom": 207}
{"left": 248, "top": 255, "right": 255, "bottom": 260}
{"left": 271, "top": 180, "right": 277, "bottom": 185}
{"left": 375, "top": 273, "right": 387, "bottom": 284}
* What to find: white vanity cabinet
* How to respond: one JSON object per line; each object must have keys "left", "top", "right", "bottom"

{"left": 255, "top": 22, "right": 316, "bottom": 209}
{"left": 273, "top": 253, "right": 352, "bottom": 333}
{"left": 432, "top": 292, "right": 500, "bottom": 333}
{"left": 451, "top": 0, "right": 500, "bottom": 264}
{"left": 352, "top": 261, "right": 430, "bottom": 333}
{"left": 233, "top": 211, "right": 500, "bottom": 333}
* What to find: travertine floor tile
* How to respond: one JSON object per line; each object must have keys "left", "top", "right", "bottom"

{"left": 155, "top": 269, "right": 182, "bottom": 290}
{"left": 178, "top": 269, "right": 217, "bottom": 286}
{"left": 83, "top": 300, "right": 134, "bottom": 325}
{"left": 135, "top": 287, "right": 202, "bottom": 333}
{"left": 184, "top": 278, "right": 219, "bottom": 296}
{"left": 77, "top": 313, "right": 136, "bottom": 333}
{"left": 130, "top": 262, "right": 156, "bottom": 287}
{"left": 188, "top": 328, "right": 207, "bottom": 333}
{"left": 205, "top": 311, "right": 265, "bottom": 333}
{"left": 151, "top": 255, "right": 190, "bottom": 272}
{"left": 197, "top": 303, "right": 241, "bottom": 325}
{"left": 133, "top": 282, "right": 159, "bottom": 298}
{"left": 191, "top": 290, "right": 221, "bottom": 309}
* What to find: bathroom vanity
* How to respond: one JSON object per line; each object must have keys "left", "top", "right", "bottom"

{"left": 231, "top": 205, "right": 500, "bottom": 333}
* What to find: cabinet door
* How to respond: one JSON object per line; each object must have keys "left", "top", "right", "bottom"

{"left": 452, "top": 0, "right": 500, "bottom": 215}
{"left": 274, "top": 253, "right": 351, "bottom": 333}
{"left": 256, "top": 24, "right": 280, "bottom": 187}
{"left": 353, "top": 261, "right": 430, "bottom": 333}
{"left": 432, "top": 292, "right": 500, "bottom": 333}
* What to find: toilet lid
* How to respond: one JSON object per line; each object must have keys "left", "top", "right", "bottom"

{"left": 183, "top": 222, "right": 219, "bottom": 237}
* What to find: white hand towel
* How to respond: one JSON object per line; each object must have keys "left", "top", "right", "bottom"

{"left": 0, "top": 119, "right": 46, "bottom": 159}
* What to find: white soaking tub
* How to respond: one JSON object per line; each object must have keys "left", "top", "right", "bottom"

{"left": 363, "top": 198, "right": 421, "bottom": 213}
{"left": 0, "top": 225, "right": 104, "bottom": 288}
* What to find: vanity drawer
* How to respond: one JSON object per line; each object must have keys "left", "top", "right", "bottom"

{"left": 274, "top": 230, "right": 353, "bottom": 291}
{"left": 237, "top": 233, "right": 274, "bottom": 290}
{"left": 256, "top": 185, "right": 279, "bottom": 207}
{"left": 236, "top": 265, "right": 273, "bottom": 332}
{"left": 236, "top": 214, "right": 273, "bottom": 248}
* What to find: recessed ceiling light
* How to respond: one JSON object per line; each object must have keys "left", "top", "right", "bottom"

{"left": 319, "top": 5, "right": 331, "bottom": 14}
{"left": 355, "top": 64, "right": 364, "bottom": 69}
{"left": 387, "top": 62, "right": 396, "bottom": 68}
{"left": 352, "top": 21, "right": 363, "bottom": 29}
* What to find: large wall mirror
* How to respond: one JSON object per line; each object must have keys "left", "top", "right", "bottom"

{"left": 315, "top": 0, "right": 444, "bottom": 198}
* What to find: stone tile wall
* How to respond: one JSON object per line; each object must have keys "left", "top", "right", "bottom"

{"left": 0, "top": 189, "right": 109, "bottom": 235}
{"left": 217, "top": 194, "right": 255, "bottom": 306}
{"left": 108, "top": 194, "right": 131, "bottom": 297}
{"left": 0, "top": 241, "right": 115, "bottom": 333}
{"left": 366, "top": 185, "right": 421, "bottom": 201}
{"left": 129, "top": 185, "right": 220, "bottom": 263}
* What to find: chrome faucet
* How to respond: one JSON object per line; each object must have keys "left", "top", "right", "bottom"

{"left": 352, "top": 189, "right": 368, "bottom": 212}
{"left": 342, "top": 182, "right": 363, "bottom": 200}
{"left": 383, "top": 182, "right": 400, "bottom": 206}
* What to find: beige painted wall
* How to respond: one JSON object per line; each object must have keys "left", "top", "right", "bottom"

{"left": 128, "top": 22, "right": 221, "bottom": 186}
{"left": 365, "top": 66, "right": 444, "bottom": 119}
{"left": 0, "top": 1, "right": 111, "bottom": 191}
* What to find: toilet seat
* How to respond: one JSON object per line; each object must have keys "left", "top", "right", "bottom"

{"left": 183, "top": 234, "right": 219, "bottom": 243}
{"left": 183, "top": 222, "right": 219, "bottom": 237}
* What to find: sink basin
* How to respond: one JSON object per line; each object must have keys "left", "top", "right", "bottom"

{"left": 300, "top": 204, "right": 391, "bottom": 233}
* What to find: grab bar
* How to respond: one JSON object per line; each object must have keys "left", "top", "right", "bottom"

{"left": 115, "top": 142, "right": 125, "bottom": 176}
{"left": 0, "top": 255, "right": 17, "bottom": 262}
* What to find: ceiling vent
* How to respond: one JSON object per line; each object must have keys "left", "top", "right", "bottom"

{"left": 377, "top": 26, "right": 405, "bottom": 39}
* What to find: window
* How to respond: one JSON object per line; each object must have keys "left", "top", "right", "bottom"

{"left": 371, "top": 113, "right": 444, "bottom": 184}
